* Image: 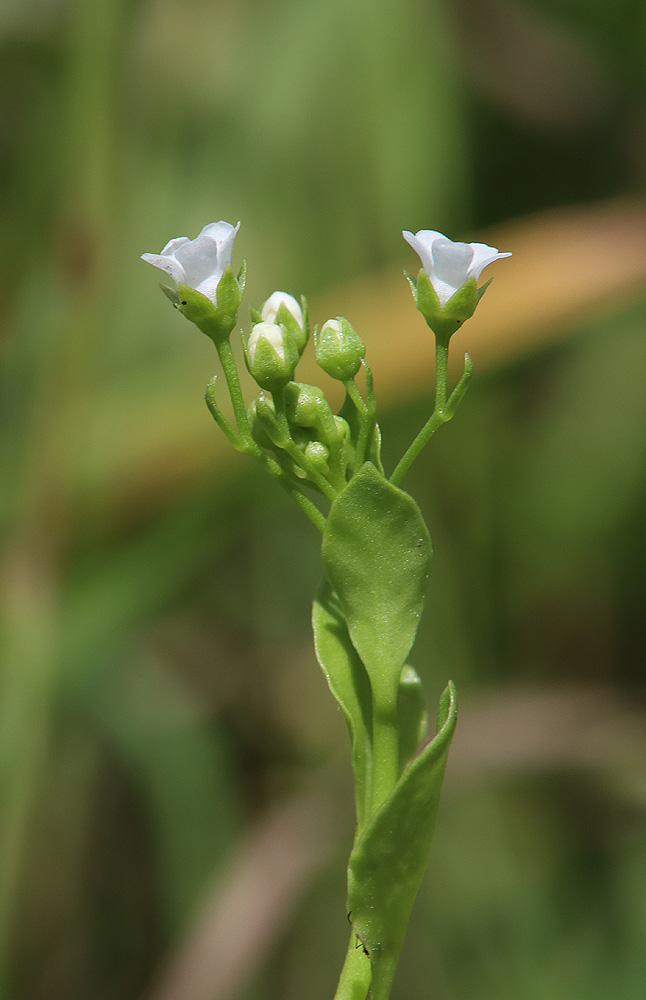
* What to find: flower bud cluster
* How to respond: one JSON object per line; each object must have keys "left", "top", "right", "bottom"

{"left": 142, "top": 218, "right": 511, "bottom": 505}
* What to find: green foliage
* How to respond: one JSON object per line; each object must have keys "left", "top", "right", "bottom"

{"left": 312, "top": 581, "right": 373, "bottom": 834}
{"left": 322, "top": 464, "right": 432, "bottom": 701}
{"left": 347, "top": 682, "right": 457, "bottom": 1000}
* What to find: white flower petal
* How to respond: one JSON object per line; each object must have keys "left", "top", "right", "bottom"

{"left": 161, "top": 236, "right": 189, "bottom": 255}
{"left": 200, "top": 220, "right": 241, "bottom": 269}
{"left": 467, "top": 242, "right": 512, "bottom": 282}
{"left": 402, "top": 229, "right": 444, "bottom": 275}
{"left": 141, "top": 252, "right": 186, "bottom": 286}
{"left": 173, "top": 234, "right": 224, "bottom": 290}
{"left": 429, "top": 239, "right": 474, "bottom": 306}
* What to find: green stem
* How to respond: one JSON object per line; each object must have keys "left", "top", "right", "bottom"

{"left": 333, "top": 931, "right": 372, "bottom": 1000}
{"left": 344, "top": 380, "right": 371, "bottom": 468}
{"left": 272, "top": 386, "right": 339, "bottom": 502}
{"left": 370, "top": 688, "right": 399, "bottom": 814}
{"left": 255, "top": 450, "right": 327, "bottom": 533}
{"left": 204, "top": 376, "right": 240, "bottom": 447}
{"left": 390, "top": 343, "right": 472, "bottom": 487}
{"left": 216, "top": 338, "right": 250, "bottom": 438}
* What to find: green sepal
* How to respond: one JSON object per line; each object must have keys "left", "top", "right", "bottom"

{"left": 442, "top": 275, "right": 478, "bottom": 323}
{"left": 177, "top": 267, "right": 241, "bottom": 344}
{"left": 403, "top": 269, "right": 418, "bottom": 304}
{"left": 312, "top": 581, "right": 373, "bottom": 833}
{"left": 322, "top": 463, "right": 432, "bottom": 703}
{"left": 160, "top": 283, "right": 180, "bottom": 306}
{"left": 250, "top": 306, "right": 263, "bottom": 324}
{"left": 347, "top": 681, "right": 457, "bottom": 1000}
{"left": 397, "top": 665, "right": 428, "bottom": 773}
{"left": 414, "top": 270, "right": 480, "bottom": 343}
{"left": 214, "top": 263, "right": 242, "bottom": 318}
{"left": 477, "top": 276, "right": 493, "bottom": 301}
{"left": 236, "top": 259, "right": 247, "bottom": 294}
{"left": 276, "top": 301, "right": 308, "bottom": 354}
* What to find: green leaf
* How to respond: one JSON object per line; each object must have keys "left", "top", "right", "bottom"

{"left": 312, "top": 580, "right": 372, "bottom": 832}
{"left": 347, "top": 682, "right": 457, "bottom": 1000}
{"left": 321, "top": 463, "right": 432, "bottom": 702}
{"left": 397, "top": 665, "right": 428, "bottom": 773}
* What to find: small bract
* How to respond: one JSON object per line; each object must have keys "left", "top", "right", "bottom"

{"left": 141, "top": 220, "right": 240, "bottom": 306}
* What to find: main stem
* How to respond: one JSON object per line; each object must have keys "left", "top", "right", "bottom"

{"left": 333, "top": 931, "right": 371, "bottom": 1000}
{"left": 370, "top": 686, "right": 399, "bottom": 814}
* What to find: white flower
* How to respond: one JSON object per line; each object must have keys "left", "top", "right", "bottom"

{"left": 141, "top": 220, "right": 240, "bottom": 305}
{"left": 402, "top": 229, "right": 511, "bottom": 307}
{"left": 247, "top": 322, "right": 287, "bottom": 364}
{"left": 260, "top": 291, "right": 304, "bottom": 330}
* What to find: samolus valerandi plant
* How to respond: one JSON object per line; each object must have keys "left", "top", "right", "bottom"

{"left": 141, "top": 221, "right": 511, "bottom": 1000}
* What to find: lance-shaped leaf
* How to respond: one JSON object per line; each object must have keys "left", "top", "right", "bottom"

{"left": 321, "top": 463, "right": 432, "bottom": 703}
{"left": 347, "top": 682, "right": 457, "bottom": 1000}
{"left": 312, "top": 581, "right": 373, "bottom": 833}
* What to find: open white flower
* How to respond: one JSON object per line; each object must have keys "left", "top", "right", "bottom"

{"left": 141, "top": 220, "right": 240, "bottom": 305}
{"left": 260, "top": 291, "right": 304, "bottom": 331}
{"left": 402, "top": 229, "right": 511, "bottom": 307}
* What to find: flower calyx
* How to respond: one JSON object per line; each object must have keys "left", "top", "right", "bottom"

{"left": 141, "top": 221, "right": 245, "bottom": 343}
{"left": 403, "top": 229, "right": 511, "bottom": 341}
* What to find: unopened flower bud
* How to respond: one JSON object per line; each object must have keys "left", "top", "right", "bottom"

{"left": 315, "top": 317, "right": 365, "bottom": 382}
{"left": 284, "top": 382, "right": 330, "bottom": 429}
{"left": 260, "top": 291, "right": 308, "bottom": 353}
{"left": 304, "top": 441, "right": 330, "bottom": 476}
{"left": 246, "top": 322, "right": 299, "bottom": 390}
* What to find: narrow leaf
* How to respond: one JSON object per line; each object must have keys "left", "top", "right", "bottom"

{"left": 347, "top": 682, "right": 457, "bottom": 1000}
{"left": 312, "top": 580, "right": 373, "bottom": 833}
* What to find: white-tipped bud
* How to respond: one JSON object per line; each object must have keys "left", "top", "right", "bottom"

{"left": 260, "top": 291, "right": 304, "bottom": 330}
{"left": 246, "top": 322, "right": 299, "bottom": 390}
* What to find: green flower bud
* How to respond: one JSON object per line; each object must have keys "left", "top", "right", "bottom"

{"left": 284, "top": 382, "right": 331, "bottom": 430}
{"left": 245, "top": 322, "right": 299, "bottom": 390}
{"left": 248, "top": 392, "right": 289, "bottom": 448}
{"left": 315, "top": 317, "right": 365, "bottom": 382}
{"left": 304, "top": 440, "right": 330, "bottom": 476}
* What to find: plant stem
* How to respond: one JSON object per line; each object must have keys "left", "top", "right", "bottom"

{"left": 390, "top": 341, "right": 472, "bottom": 487}
{"left": 256, "top": 450, "right": 327, "bottom": 533}
{"left": 370, "top": 689, "right": 399, "bottom": 814}
{"left": 333, "top": 931, "right": 372, "bottom": 1000}
{"left": 216, "top": 337, "right": 250, "bottom": 437}
{"left": 272, "top": 386, "right": 339, "bottom": 502}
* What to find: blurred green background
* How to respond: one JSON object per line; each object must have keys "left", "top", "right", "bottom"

{"left": 2, "top": 0, "right": 646, "bottom": 998}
